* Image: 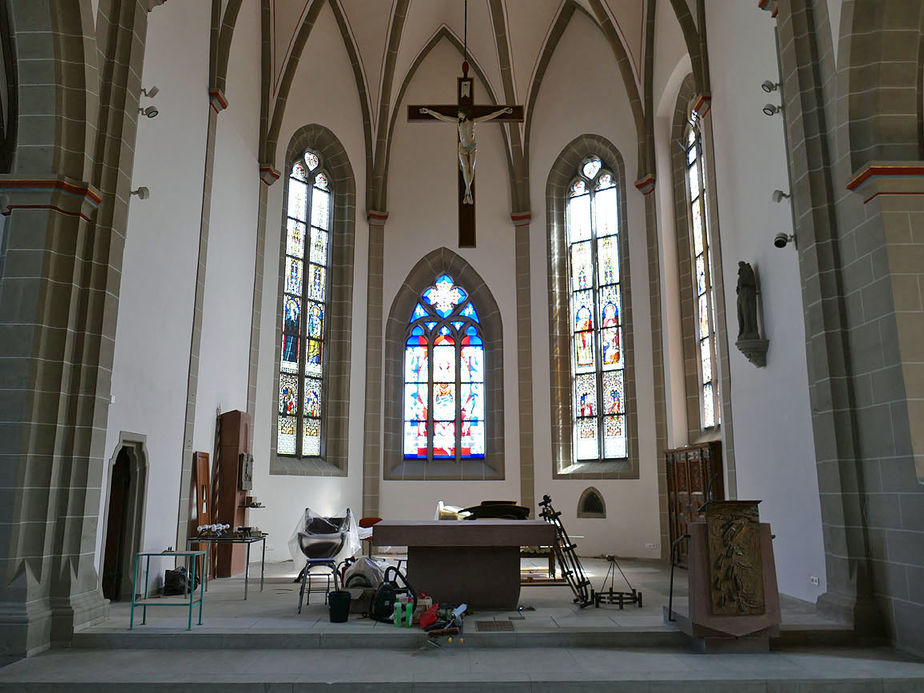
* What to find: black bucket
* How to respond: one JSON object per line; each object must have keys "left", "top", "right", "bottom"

{"left": 329, "top": 590, "right": 351, "bottom": 623}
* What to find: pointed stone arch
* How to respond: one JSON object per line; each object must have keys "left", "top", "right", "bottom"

{"left": 577, "top": 487, "right": 606, "bottom": 518}
{"left": 383, "top": 247, "right": 504, "bottom": 481}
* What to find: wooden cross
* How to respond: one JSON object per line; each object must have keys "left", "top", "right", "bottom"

{"left": 409, "top": 66, "right": 523, "bottom": 248}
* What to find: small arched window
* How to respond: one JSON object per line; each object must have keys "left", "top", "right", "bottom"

{"left": 277, "top": 151, "right": 332, "bottom": 457}
{"left": 403, "top": 274, "right": 485, "bottom": 461}
{"left": 566, "top": 157, "right": 627, "bottom": 461}
{"left": 683, "top": 117, "right": 721, "bottom": 428}
{"left": 577, "top": 487, "right": 606, "bottom": 518}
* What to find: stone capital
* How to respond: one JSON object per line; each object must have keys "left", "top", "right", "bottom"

{"left": 510, "top": 211, "right": 531, "bottom": 227}
{"left": 846, "top": 161, "right": 924, "bottom": 204}
{"left": 208, "top": 89, "right": 228, "bottom": 112}
{"left": 0, "top": 177, "right": 101, "bottom": 222}
{"left": 367, "top": 210, "right": 389, "bottom": 224}
{"left": 758, "top": 0, "right": 778, "bottom": 18}
{"left": 634, "top": 174, "right": 656, "bottom": 196}
{"left": 259, "top": 165, "right": 280, "bottom": 186}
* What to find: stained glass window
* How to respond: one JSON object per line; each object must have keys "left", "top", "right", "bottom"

{"left": 566, "top": 156, "right": 627, "bottom": 461}
{"left": 277, "top": 150, "right": 332, "bottom": 456}
{"left": 403, "top": 274, "right": 485, "bottom": 460}
{"left": 684, "top": 117, "right": 721, "bottom": 428}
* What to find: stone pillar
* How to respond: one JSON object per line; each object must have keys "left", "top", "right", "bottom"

{"left": 362, "top": 211, "right": 387, "bottom": 518}
{"left": 175, "top": 91, "right": 228, "bottom": 552}
{"left": 511, "top": 212, "right": 535, "bottom": 515}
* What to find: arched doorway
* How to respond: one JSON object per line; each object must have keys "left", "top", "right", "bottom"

{"left": 101, "top": 437, "right": 147, "bottom": 601}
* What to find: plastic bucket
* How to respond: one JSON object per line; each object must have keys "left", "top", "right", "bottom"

{"left": 329, "top": 590, "right": 351, "bottom": 623}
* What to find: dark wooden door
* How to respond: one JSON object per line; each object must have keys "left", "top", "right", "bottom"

{"left": 666, "top": 441, "right": 723, "bottom": 567}
{"left": 102, "top": 448, "right": 131, "bottom": 600}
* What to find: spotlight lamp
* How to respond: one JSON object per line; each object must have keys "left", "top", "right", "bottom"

{"left": 130, "top": 186, "right": 150, "bottom": 200}
{"left": 761, "top": 80, "right": 780, "bottom": 93}
{"left": 140, "top": 85, "right": 159, "bottom": 98}
{"left": 773, "top": 232, "right": 796, "bottom": 249}
{"left": 139, "top": 105, "right": 159, "bottom": 119}
{"left": 762, "top": 103, "right": 782, "bottom": 117}
{"left": 771, "top": 189, "right": 791, "bottom": 203}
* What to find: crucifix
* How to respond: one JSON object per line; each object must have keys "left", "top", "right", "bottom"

{"left": 408, "top": 60, "right": 523, "bottom": 248}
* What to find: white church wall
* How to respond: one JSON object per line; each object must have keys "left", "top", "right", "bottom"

{"left": 101, "top": 0, "right": 211, "bottom": 562}
{"left": 706, "top": 0, "right": 826, "bottom": 602}
{"left": 378, "top": 38, "right": 521, "bottom": 519}
{"left": 529, "top": 10, "right": 661, "bottom": 559}
{"left": 192, "top": 1, "right": 261, "bottom": 465}
{"left": 652, "top": 0, "right": 692, "bottom": 449}
{"left": 252, "top": 2, "right": 368, "bottom": 562}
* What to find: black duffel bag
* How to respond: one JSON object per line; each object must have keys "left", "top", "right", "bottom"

{"left": 369, "top": 565, "right": 416, "bottom": 623}
{"left": 163, "top": 566, "right": 200, "bottom": 596}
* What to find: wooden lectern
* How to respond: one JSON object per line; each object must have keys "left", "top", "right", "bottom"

{"left": 214, "top": 409, "right": 251, "bottom": 577}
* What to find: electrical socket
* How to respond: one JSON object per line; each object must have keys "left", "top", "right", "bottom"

{"left": 809, "top": 575, "right": 819, "bottom": 586}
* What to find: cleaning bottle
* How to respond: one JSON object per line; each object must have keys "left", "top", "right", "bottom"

{"left": 405, "top": 600, "right": 414, "bottom": 628}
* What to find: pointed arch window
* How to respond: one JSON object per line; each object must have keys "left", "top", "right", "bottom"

{"left": 277, "top": 151, "right": 332, "bottom": 457}
{"left": 403, "top": 274, "right": 485, "bottom": 461}
{"left": 683, "top": 117, "right": 721, "bottom": 428}
{"left": 566, "top": 157, "right": 627, "bottom": 461}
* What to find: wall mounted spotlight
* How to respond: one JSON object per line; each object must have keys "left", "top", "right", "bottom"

{"left": 139, "top": 105, "right": 159, "bottom": 119}
{"left": 771, "top": 189, "right": 791, "bottom": 203}
{"left": 762, "top": 103, "right": 782, "bottom": 117}
{"left": 140, "top": 86, "right": 159, "bottom": 98}
{"left": 130, "top": 186, "right": 150, "bottom": 200}
{"left": 773, "top": 232, "right": 795, "bottom": 249}
{"left": 761, "top": 80, "right": 780, "bottom": 93}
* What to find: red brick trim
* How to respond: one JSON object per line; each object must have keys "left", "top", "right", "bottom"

{"left": 259, "top": 165, "right": 280, "bottom": 185}
{"left": 208, "top": 89, "right": 229, "bottom": 112}
{"left": 846, "top": 164, "right": 924, "bottom": 191}
{"left": 635, "top": 174, "right": 656, "bottom": 195}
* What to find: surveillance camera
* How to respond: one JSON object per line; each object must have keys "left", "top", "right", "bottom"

{"left": 773, "top": 232, "right": 793, "bottom": 249}
{"left": 762, "top": 103, "right": 781, "bottom": 116}
{"left": 771, "top": 189, "right": 790, "bottom": 203}
{"left": 139, "top": 105, "right": 159, "bottom": 119}
{"left": 130, "top": 186, "right": 150, "bottom": 200}
{"left": 141, "top": 86, "right": 159, "bottom": 98}
{"left": 761, "top": 80, "right": 780, "bottom": 93}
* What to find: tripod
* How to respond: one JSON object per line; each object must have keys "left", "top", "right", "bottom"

{"left": 593, "top": 554, "right": 642, "bottom": 609}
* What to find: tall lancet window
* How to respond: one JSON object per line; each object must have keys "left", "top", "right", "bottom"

{"left": 684, "top": 117, "right": 721, "bottom": 428}
{"left": 567, "top": 157, "right": 627, "bottom": 461}
{"left": 277, "top": 151, "right": 331, "bottom": 457}
{"left": 403, "top": 274, "right": 485, "bottom": 461}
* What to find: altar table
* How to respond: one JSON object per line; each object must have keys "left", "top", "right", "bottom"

{"left": 372, "top": 520, "right": 555, "bottom": 609}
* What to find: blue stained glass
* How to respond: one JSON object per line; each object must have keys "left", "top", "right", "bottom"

{"left": 279, "top": 374, "right": 298, "bottom": 415}
{"left": 452, "top": 321, "right": 465, "bottom": 332}
{"left": 462, "top": 326, "right": 483, "bottom": 345}
{"left": 404, "top": 345, "right": 428, "bottom": 382}
{"left": 307, "top": 302, "right": 323, "bottom": 339}
{"left": 283, "top": 297, "right": 301, "bottom": 334}
{"left": 432, "top": 422, "right": 455, "bottom": 458}
{"left": 404, "top": 383, "right": 428, "bottom": 421}
{"left": 572, "top": 291, "right": 594, "bottom": 333}
{"left": 407, "top": 325, "right": 426, "bottom": 345}
{"left": 404, "top": 421, "right": 428, "bottom": 458}
{"left": 285, "top": 257, "right": 303, "bottom": 295}
{"left": 461, "top": 420, "right": 485, "bottom": 457}
{"left": 433, "top": 382, "right": 455, "bottom": 420}
{"left": 601, "top": 328, "right": 621, "bottom": 369}
{"left": 461, "top": 383, "right": 484, "bottom": 422}
{"left": 424, "top": 321, "right": 438, "bottom": 332}
{"left": 433, "top": 345, "right": 454, "bottom": 381}
{"left": 424, "top": 274, "right": 466, "bottom": 317}
{"left": 460, "top": 346, "right": 483, "bottom": 383}
{"left": 281, "top": 335, "right": 299, "bottom": 373}
{"left": 304, "top": 378, "right": 322, "bottom": 417}
{"left": 460, "top": 302, "right": 479, "bottom": 322}
{"left": 412, "top": 303, "right": 429, "bottom": 321}
{"left": 308, "top": 264, "right": 326, "bottom": 301}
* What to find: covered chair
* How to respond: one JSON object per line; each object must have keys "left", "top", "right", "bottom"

{"left": 289, "top": 508, "right": 358, "bottom": 613}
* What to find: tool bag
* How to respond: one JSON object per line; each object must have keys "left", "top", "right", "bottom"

{"left": 368, "top": 565, "right": 416, "bottom": 623}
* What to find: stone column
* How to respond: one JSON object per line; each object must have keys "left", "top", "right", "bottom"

{"left": 511, "top": 212, "right": 535, "bottom": 515}
{"left": 175, "top": 91, "right": 228, "bottom": 552}
{"left": 362, "top": 211, "right": 387, "bottom": 518}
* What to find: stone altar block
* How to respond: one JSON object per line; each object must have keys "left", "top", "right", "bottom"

{"left": 372, "top": 520, "right": 555, "bottom": 609}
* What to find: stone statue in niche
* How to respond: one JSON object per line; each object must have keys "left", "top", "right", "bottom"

{"left": 734, "top": 261, "right": 769, "bottom": 367}
{"left": 736, "top": 261, "right": 759, "bottom": 340}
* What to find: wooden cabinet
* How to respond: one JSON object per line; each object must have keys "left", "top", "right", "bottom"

{"left": 665, "top": 441, "right": 723, "bottom": 568}
{"left": 214, "top": 410, "right": 251, "bottom": 577}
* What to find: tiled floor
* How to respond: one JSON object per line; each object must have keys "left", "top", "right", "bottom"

{"left": 1, "top": 558, "right": 922, "bottom": 691}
